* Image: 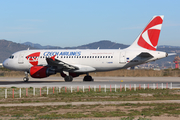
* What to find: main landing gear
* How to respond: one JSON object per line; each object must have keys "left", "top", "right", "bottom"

{"left": 64, "top": 75, "right": 73, "bottom": 82}
{"left": 23, "top": 71, "right": 29, "bottom": 82}
{"left": 83, "top": 73, "right": 94, "bottom": 81}
{"left": 63, "top": 71, "right": 73, "bottom": 82}
{"left": 63, "top": 72, "right": 94, "bottom": 82}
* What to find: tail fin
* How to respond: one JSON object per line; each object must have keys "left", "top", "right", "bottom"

{"left": 127, "top": 16, "right": 164, "bottom": 51}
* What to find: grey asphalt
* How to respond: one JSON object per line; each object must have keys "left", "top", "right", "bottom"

{"left": 0, "top": 77, "right": 179, "bottom": 88}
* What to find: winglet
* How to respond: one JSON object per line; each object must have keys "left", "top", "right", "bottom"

{"left": 51, "top": 55, "right": 56, "bottom": 61}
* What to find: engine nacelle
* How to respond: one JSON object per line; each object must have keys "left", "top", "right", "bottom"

{"left": 29, "top": 66, "right": 56, "bottom": 78}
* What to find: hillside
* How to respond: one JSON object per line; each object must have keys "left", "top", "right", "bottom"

{"left": 22, "top": 40, "right": 128, "bottom": 49}
{"left": 0, "top": 40, "right": 34, "bottom": 62}
{"left": 63, "top": 40, "right": 128, "bottom": 49}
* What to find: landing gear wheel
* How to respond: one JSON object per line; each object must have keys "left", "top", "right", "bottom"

{"left": 83, "top": 76, "right": 94, "bottom": 81}
{"left": 23, "top": 71, "right": 29, "bottom": 82}
{"left": 64, "top": 76, "right": 73, "bottom": 82}
{"left": 23, "top": 77, "right": 29, "bottom": 82}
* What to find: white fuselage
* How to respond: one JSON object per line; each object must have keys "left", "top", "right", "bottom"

{"left": 3, "top": 48, "right": 167, "bottom": 73}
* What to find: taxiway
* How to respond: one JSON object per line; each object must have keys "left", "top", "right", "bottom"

{"left": 0, "top": 77, "right": 179, "bottom": 88}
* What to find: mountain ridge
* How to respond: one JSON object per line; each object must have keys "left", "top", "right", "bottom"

{"left": 22, "top": 40, "right": 129, "bottom": 49}
{"left": 22, "top": 41, "right": 180, "bottom": 49}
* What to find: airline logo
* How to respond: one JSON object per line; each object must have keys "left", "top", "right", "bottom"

{"left": 26, "top": 51, "right": 81, "bottom": 65}
{"left": 137, "top": 16, "right": 163, "bottom": 51}
{"left": 43, "top": 51, "right": 81, "bottom": 56}
{"left": 26, "top": 52, "right": 40, "bottom": 66}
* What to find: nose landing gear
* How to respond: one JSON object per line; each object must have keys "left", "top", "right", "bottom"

{"left": 23, "top": 71, "right": 29, "bottom": 82}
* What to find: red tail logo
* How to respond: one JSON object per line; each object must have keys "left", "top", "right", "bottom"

{"left": 26, "top": 52, "right": 40, "bottom": 66}
{"left": 137, "top": 16, "right": 163, "bottom": 50}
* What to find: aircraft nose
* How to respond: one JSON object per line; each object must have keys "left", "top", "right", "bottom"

{"left": 3, "top": 59, "right": 9, "bottom": 68}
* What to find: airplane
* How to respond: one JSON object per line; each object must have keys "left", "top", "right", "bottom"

{"left": 3, "top": 15, "right": 171, "bottom": 82}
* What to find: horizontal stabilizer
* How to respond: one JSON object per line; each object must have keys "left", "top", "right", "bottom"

{"left": 137, "top": 52, "right": 154, "bottom": 58}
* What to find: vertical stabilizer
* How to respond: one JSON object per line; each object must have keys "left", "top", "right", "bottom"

{"left": 127, "top": 16, "right": 164, "bottom": 51}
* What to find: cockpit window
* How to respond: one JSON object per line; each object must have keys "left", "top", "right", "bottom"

{"left": 9, "top": 55, "right": 14, "bottom": 59}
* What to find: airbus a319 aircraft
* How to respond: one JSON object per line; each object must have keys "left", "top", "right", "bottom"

{"left": 3, "top": 16, "right": 170, "bottom": 82}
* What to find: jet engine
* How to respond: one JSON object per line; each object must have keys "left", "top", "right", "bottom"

{"left": 29, "top": 66, "right": 56, "bottom": 78}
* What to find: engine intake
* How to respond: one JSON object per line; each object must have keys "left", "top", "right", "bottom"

{"left": 29, "top": 66, "right": 56, "bottom": 78}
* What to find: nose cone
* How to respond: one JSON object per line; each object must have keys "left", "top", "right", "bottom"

{"left": 3, "top": 59, "right": 9, "bottom": 69}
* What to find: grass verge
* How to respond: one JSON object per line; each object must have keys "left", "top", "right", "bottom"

{"left": 0, "top": 103, "right": 180, "bottom": 119}
{"left": 1, "top": 88, "right": 180, "bottom": 103}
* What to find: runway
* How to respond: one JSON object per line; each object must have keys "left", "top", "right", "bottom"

{"left": 0, "top": 77, "right": 179, "bottom": 88}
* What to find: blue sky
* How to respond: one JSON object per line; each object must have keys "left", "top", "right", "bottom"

{"left": 0, "top": 0, "right": 179, "bottom": 47}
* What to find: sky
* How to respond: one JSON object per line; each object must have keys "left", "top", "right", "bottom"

{"left": 0, "top": 0, "right": 180, "bottom": 47}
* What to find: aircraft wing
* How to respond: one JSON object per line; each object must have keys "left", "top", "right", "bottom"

{"left": 46, "top": 56, "right": 79, "bottom": 71}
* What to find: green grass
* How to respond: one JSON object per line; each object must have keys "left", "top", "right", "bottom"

{"left": 1, "top": 103, "right": 180, "bottom": 119}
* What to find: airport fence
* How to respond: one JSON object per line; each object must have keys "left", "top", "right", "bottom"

{"left": 0, "top": 82, "right": 173, "bottom": 99}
